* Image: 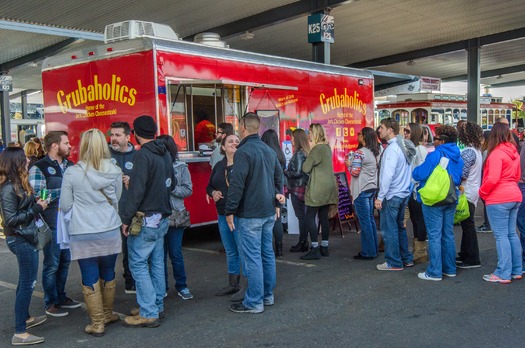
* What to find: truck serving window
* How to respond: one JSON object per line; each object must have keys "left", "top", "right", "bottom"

{"left": 168, "top": 82, "right": 244, "bottom": 152}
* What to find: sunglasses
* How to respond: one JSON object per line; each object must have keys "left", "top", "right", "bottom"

{"left": 434, "top": 136, "right": 442, "bottom": 141}
{"left": 216, "top": 131, "right": 225, "bottom": 135}
{"left": 404, "top": 128, "right": 410, "bottom": 134}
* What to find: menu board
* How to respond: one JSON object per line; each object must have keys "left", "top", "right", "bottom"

{"left": 334, "top": 172, "right": 353, "bottom": 222}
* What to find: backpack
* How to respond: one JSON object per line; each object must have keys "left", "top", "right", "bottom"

{"left": 418, "top": 156, "right": 457, "bottom": 206}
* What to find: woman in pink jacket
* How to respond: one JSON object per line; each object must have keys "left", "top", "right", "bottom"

{"left": 479, "top": 122, "right": 523, "bottom": 283}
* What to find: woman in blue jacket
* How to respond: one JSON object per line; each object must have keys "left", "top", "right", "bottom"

{"left": 413, "top": 125, "right": 464, "bottom": 281}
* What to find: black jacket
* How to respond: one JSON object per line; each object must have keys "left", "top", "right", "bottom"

{"left": 284, "top": 149, "right": 309, "bottom": 188}
{"left": 122, "top": 140, "right": 174, "bottom": 225}
{"left": 206, "top": 158, "right": 232, "bottom": 216}
{"left": 225, "top": 134, "right": 282, "bottom": 218}
{"left": 0, "top": 182, "right": 43, "bottom": 236}
{"left": 110, "top": 143, "right": 136, "bottom": 217}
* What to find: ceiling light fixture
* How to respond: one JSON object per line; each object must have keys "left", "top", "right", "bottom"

{"left": 407, "top": 60, "right": 416, "bottom": 66}
{"left": 240, "top": 31, "right": 254, "bottom": 40}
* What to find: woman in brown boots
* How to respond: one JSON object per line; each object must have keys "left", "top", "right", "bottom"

{"left": 405, "top": 123, "right": 429, "bottom": 263}
{"left": 60, "top": 128, "right": 123, "bottom": 336}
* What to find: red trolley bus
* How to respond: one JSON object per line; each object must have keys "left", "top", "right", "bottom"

{"left": 376, "top": 93, "right": 513, "bottom": 130}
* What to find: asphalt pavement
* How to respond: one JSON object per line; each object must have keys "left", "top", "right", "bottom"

{"left": 0, "top": 209, "right": 523, "bottom": 348}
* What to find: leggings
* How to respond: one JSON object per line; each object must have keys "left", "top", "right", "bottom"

{"left": 306, "top": 205, "right": 330, "bottom": 244}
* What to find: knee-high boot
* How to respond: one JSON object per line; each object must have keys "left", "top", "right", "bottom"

{"left": 101, "top": 279, "right": 120, "bottom": 325}
{"left": 413, "top": 240, "right": 429, "bottom": 264}
{"left": 82, "top": 280, "right": 105, "bottom": 337}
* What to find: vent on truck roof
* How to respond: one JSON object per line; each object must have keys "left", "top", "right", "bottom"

{"left": 104, "top": 20, "right": 178, "bottom": 43}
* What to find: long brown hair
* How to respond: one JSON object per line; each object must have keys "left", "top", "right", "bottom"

{"left": 292, "top": 128, "right": 310, "bottom": 155}
{"left": 0, "top": 147, "right": 33, "bottom": 196}
{"left": 486, "top": 122, "right": 514, "bottom": 158}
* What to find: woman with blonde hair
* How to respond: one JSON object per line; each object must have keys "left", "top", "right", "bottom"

{"left": 0, "top": 147, "right": 49, "bottom": 345}
{"left": 24, "top": 141, "right": 39, "bottom": 168}
{"left": 60, "top": 128, "right": 123, "bottom": 336}
{"left": 285, "top": 128, "right": 310, "bottom": 252}
{"left": 300, "top": 123, "right": 338, "bottom": 260}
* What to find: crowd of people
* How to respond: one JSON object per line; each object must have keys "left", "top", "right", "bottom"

{"left": 1, "top": 112, "right": 524, "bottom": 346}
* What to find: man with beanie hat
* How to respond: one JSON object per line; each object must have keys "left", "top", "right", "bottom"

{"left": 121, "top": 115, "right": 174, "bottom": 328}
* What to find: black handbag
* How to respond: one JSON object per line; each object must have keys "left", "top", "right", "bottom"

{"left": 15, "top": 219, "right": 39, "bottom": 245}
{"left": 35, "top": 215, "right": 52, "bottom": 250}
{"left": 168, "top": 209, "right": 191, "bottom": 228}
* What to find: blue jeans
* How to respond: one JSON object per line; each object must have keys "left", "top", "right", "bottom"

{"left": 77, "top": 254, "right": 118, "bottom": 288}
{"left": 238, "top": 216, "right": 276, "bottom": 311}
{"left": 487, "top": 202, "right": 523, "bottom": 279}
{"left": 516, "top": 183, "right": 525, "bottom": 268}
{"left": 422, "top": 203, "right": 456, "bottom": 277}
{"left": 6, "top": 236, "right": 39, "bottom": 334}
{"left": 164, "top": 227, "right": 187, "bottom": 292}
{"left": 353, "top": 190, "right": 378, "bottom": 257}
{"left": 128, "top": 218, "right": 168, "bottom": 319}
{"left": 380, "top": 196, "right": 412, "bottom": 268}
{"left": 218, "top": 215, "right": 244, "bottom": 275}
{"left": 42, "top": 228, "right": 71, "bottom": 308}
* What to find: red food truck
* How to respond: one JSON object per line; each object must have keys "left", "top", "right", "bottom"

{"left": 41, "top": 21, "right": 374, "bottom": 226}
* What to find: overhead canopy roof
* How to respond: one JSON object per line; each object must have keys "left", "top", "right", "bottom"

{"left": 1, "top": 0, "right": 524, "bottom": 97}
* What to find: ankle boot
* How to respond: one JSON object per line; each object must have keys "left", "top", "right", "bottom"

{"left": 101, "top": 279, "right": 120, "bottom": 325}
{"left": 230, "top": 276, "right": 247, "bottom": 302}
{"left": 413, "top": 240, "right": 429, "bottom": 263}
{"left": 300, "top": 246, "right": 321, "bottom": 260}
{"left": 82, "top": 281, "right": 105, "bottom": 337}
{"left": 320, "top": 246, "right": 329, "bottom": 257}
{"left": 215, "top": 274, "right": 240, "bottom": 296}
{"left": 275, "top": 242, "right": 283, "bottom": 258}
{"left": 290, "top": 240, "right": 307, "bottom": 252}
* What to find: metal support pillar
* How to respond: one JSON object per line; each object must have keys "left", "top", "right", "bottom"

{"left": 312, "top": 42, "right": 331, "bottom": 64}
{"left": 0, "top": 91, "right": 10, "bottom": 142}
{"left": 466, "top": 39, "right": 480, "bottom": 124}
{"left": 21, "top": 91, "right": 28, "bottom": 119}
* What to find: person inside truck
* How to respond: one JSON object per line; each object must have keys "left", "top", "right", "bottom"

{"left": 194, "top": 110, "right": 216, "bottom": 147}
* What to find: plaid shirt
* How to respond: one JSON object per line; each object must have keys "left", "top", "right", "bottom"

{"left": 29, "top": 157, "right": 70, "bottom": 202}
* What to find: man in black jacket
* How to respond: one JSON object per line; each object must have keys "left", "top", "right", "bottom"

{"left": 109, "top": 121, "right": 137, "bottom": 294}
{"left": 226, "top": 112, "right": 285, "bottom": 314}
{"left": 121, "top": 115, "right": 173, "bottom": 328}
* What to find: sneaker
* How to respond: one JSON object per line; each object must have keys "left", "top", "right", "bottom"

{"left": 455, "top": 257, "right": 464, "bottom": 265}
{"left": 25, "top": 315, "right": 47, "bottom": 329}
{"left": 403, "top": 262, "right": 414, "bottom": 268}
{"left": 58, "top": 297, "right": 81, "bottom": 309}
{"left": 376, "top": 262, "right": 403, "bottom": 271}
{"left": 457, "top": 263, "right": 481, "bottom": 269}
{"left": 123, "top": 315, "right": 160, "bottom": 328}
{"left": 263, "top": 298, "right": 274, "bottom": 306}
{"left": 510, "top": 274, "right": 522, "bottom": 280}
{"left": 125, "top": 284, "right": 136, "bottom": 295}
{"left": 229, "top": 302, "right": 264, "bottom": 314}
{"left": 442, "top": 273, "right": 456, "bottom": 278}
{"left": 418, "top": 272, "right": 442, "bottom": 281}
{"left": 45, "top": 304, "right": 69, "bottom": 317}
{"left": 482, "top": 274, "right": 511, "bottom": 284}
{"left": 12, "top": 333, "right": 45, "bottom": 346}
{"left": 177, "top": 288, "right": 193, "bottom": 300}
{"left": 476, "top": 225, "right": 492, "bottom": 233}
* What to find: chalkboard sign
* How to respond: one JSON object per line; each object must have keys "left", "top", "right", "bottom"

{"left": 334, "top": 172, "right": 354, "bottom": 222}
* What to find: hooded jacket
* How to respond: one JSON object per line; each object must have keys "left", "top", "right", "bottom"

{"left": 122, "top": 140, "right": 174, "bottom": 225}
{"left": 60, "top": 159, "right": 122, "bottom": 235}
{"left": 170, "top": 160, "right": 192, "bottom": 212}
{"left": 413, "top": 142, "right": 464, "bottom": 203}
{"left": 479, "top": 142, "right": 522, "bottom": 205}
